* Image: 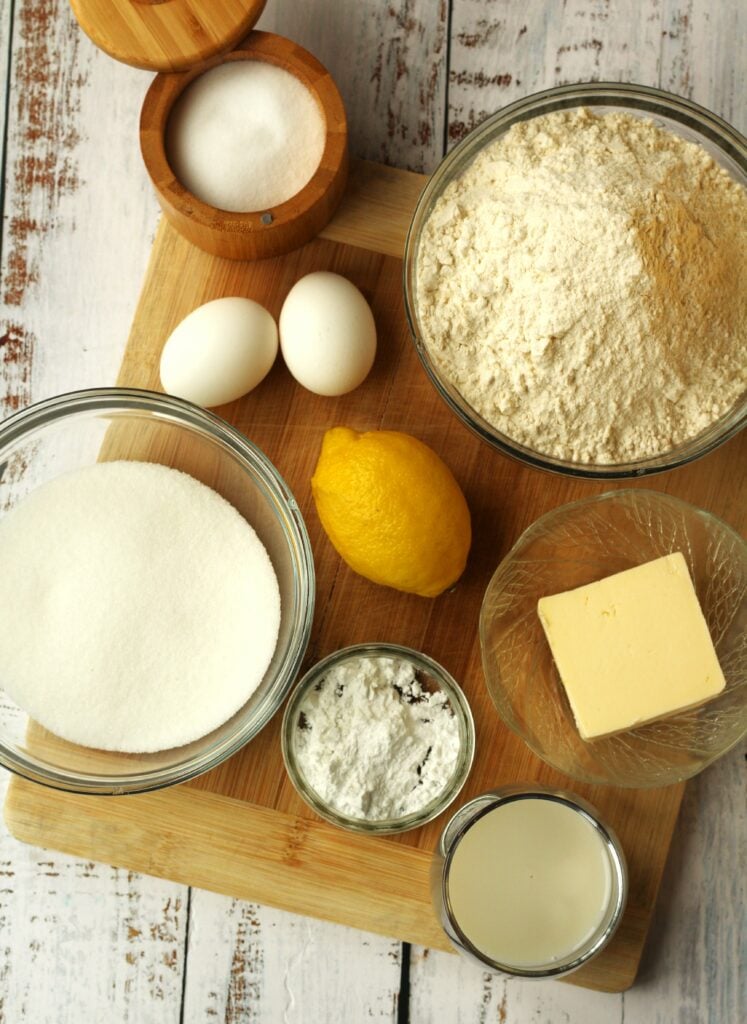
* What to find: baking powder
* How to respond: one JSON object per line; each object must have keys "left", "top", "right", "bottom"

{"left": 293, "top": 655, "right": 462, "bottom": 820}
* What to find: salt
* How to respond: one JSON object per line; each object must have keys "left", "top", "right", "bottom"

{"left": 0, "top": 461, "right": 281, "bottom": 753}
{"left": 166, "top": 60, "right": 326, "bottom": 213}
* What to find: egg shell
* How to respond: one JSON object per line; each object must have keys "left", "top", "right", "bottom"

{"left": 279, "top": 272, "right": 377, "bottom": 396}
{"left": 160, "top": 297, "right": 278, "bottom": 408}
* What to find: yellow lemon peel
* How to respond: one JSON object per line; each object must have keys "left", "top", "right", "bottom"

{"left": 311, "top": 426, "right": 471, "bottom": 598}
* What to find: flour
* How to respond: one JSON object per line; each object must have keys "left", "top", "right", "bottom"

{"left": 0, "top": 462, "right": 281, "bottom": 752}
{"left": 416, "top": 109, "right": 747, "bottom": 464}
{"left": 293, "top": 655, "right": 462, "bottom": 820}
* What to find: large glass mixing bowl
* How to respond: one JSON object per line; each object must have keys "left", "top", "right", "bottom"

{"left": 0, "top": 388, "right": 315, "bottom": 794}
{"left": 404, "top": 83, "right": 747, "bottom": 478}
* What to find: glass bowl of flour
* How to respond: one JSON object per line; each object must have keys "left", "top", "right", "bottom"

{"left": 281, "top": 643, "right": 476, "bottom": 834}
{"left": 0, "top": 388, "right": 315, "bottom": 794}
{"left": 404, "top": 82, "right": 747, "bottom": 478}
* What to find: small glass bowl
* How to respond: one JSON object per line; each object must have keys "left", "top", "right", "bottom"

{"left": 480, "top": 489, "right": 747, "bottom": 787}
{"left": 0, "top": 388, "right": 315, "bottom": 794}
{"left": 281, "top": 643, "right": 476, "bottom": 834}
{"left": 432, "top": 786, "right": 628, "bottom": 979}
{"left": 403, "top": 82, "right": 747, "bottom": 478}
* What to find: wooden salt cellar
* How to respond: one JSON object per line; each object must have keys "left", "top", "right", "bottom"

{"left": 140, "top": 32, "right": 348, "bottom": 260}
{"left": 70, "top": 1, "right": 349, "bottom": 260}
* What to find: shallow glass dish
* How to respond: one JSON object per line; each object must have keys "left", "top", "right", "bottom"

{"left": 0, "top": 388, "right": 315, "bottom": 795}
{"left": 432, "top": 786, "right": 627, "bottom": 978}
{"left": 281, "top": 643, "right": 476, "bottom": 834}
{"left": 480, "top": 489, "right": 747, "bottom": 787}
{"left": 403, "top": 82, "right": 747, "bottom": 478}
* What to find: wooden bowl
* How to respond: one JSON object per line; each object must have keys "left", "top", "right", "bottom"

{"left": 140, "top": 31, "right": 348, "bottom": 261}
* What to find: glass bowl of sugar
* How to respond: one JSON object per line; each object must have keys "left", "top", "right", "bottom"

{"left": 281, "top": 643, "right": 476, "bottom": 835}
{"left": 0, "top": 388, "right": 315, "bottom": 794}
{"left": 404, "top": 82, "right": 747, "bottom": 478}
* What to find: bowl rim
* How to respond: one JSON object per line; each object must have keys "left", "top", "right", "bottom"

{"left": 403, "top": 81, "right": 747, "bottom": 479}
{"left": 281, "top": 641, "right": 476, "bottom": 834}
{"left": 0, "top": 386, "right": 316, "bottom": 795}
{"left": 478, "top": 487, "right": 747, "bottom": 787}
{"left": 437, "top": 785, "right": 628, "bottom": 978}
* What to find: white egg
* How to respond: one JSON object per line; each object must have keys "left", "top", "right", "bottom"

{"left": 279, "top": 272, "right": 377, "bottom": 396}
{"left": 160, "top": 297, "right": 278, "bottom": 408}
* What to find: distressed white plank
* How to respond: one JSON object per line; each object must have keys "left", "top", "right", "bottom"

{"left": 0, "top": 3, "right": 187, "bottom": 1022}
{"left": 622, "top": 743, "right": 746, "bottom": 1024}
{"left": 657, "top": 0, "right": 747, "bottom": 124}
{"left": 0, "top": 0, "right": 10, "bottom": 158}
{"left": 0, "top": 773, "right": 186, "bottom": 1024}
{"left": 409, "top": 948, "right": 624, "bottom": 1024}
{"left": 0, "top": 0, "right": 157, "bottom": 403}
{"left": 257, "top": 0, "right": 448, "bottom": 172}
{"left": 0, "top": 0, "right": 13, "bottom": 409}
{"left": 446, "top": 0, "right": 747, "bottom": 148}
{"left": 0, "top": 0, "right": 155, "bottom": 422}
{"left": 182, "top": 892, "right": 402, "bottom": 1022}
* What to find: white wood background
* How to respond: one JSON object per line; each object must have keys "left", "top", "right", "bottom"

{"left": 0, "top": 0, "right": 745, "bottom": 1020}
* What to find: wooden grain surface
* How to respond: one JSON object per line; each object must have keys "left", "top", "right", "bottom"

{"left": 0, "top": 1, "right": 745, "bottom": 1021}
{"left": 70, "top": 0, "right": 267, "bottom": 72}
{"left": 6, "top": 159, "right": 723, "bottom": 992}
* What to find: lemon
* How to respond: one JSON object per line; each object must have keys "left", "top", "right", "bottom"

{"left": 311, "top": 427, "right": 471, "bottom": 598}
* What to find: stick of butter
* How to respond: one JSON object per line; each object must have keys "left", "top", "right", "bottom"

{"left": 537, "top": 552, "right": 726, "bottom": 741}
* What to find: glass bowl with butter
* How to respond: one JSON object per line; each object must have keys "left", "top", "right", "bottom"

{"left": 480, "top": 489, "right": 747, "bottom": 787}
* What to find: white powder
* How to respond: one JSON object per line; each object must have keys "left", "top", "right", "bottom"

{"left": 166, "top": 61, "right": 326, "bottom": 212}
{"left": 0, "top": 461, "right": 281, "bottom": 752}
{"left": 293, "top": 655, "right": 462, "bottom": 821}
{"left": 416, "top": 109, "right": 747, "bottom": 464}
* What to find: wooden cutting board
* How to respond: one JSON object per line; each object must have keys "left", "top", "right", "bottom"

{"left": 5, "top": 160, "right": 746, "bottom": 993}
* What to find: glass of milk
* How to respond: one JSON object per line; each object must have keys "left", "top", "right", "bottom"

{"left": 432, "top": 786, "right": 627, "bottom": 978}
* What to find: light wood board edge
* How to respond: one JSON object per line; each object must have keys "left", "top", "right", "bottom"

{"left": 319, "top": 158, "right": 426, "bottom": 257}
{"left": 4, "top": 776, "right": 681, "bottom": 993}
{"left": 115, "top": 158, "right": 425, "bottom": 389}
{"left": 114, "top": 158, "right": 426, "bottom": 392}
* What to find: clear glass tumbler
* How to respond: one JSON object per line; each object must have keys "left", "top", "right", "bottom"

{"left": 432, "top": 785, "right": 628, "bottom": 978}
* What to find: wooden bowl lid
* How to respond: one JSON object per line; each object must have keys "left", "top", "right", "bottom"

{"left": 140, "top": 31, "right": 349, "bottom": 261}
{"left": 70, "top": 0, "right": 268, "bottom": 72}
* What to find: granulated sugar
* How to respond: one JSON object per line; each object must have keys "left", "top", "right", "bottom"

{"left": 166, "top": 61, "right": 326, "bottom": 212}
{"left": 416, "top": 109, "right": 747, "bottom": 464}
{"left": 0, "top": 461, "right": 281, "bottom": 752}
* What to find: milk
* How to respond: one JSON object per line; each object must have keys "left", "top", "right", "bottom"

{"left": 446, "top": 797, "right": 612, "bottom": 968}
